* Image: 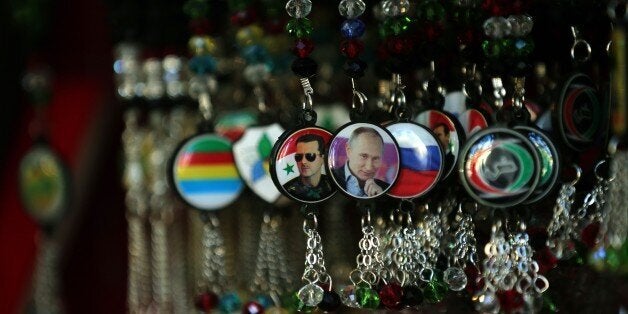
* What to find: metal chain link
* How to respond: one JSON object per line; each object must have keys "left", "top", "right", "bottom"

{"left": 32, "top": 238, "right": 64, "bottom": 314}
{"left": 450, "top": 204, "right": 478, "bottom": 267}
{"left": 302, "top": 213, "right": 326, "bottom": 284}
{"left": 350, "top": 211, "right": 383, "bottom": 287}
{"left": 201, "top": 214, "right": 228, "bottom": 293}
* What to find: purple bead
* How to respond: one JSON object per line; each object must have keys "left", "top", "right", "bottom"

{"left": 341, "top": 19, "right": 366, "bottom": 39}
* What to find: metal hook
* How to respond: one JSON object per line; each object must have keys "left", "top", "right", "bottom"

{"left": 569, "top": 164, "right": 582, "bottom": 186}
{"left": 300, "top": 78, "right": 314, "bottom": 111}
{"left": 352, "top": 88, "right": 368, "bottom": 113}
{"left": 570, "top": 26, "right": 592, "bottom": 63}
{"left": 594, "top": 159, "right": 616, "bottom": 182}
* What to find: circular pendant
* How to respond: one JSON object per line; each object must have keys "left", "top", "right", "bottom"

{"left": 556, "top": 74, "right": 604, "bottom": 151}
{"left": 327, "top": 122, "right": 400, "bottom": 200}
{"left": 270, "top": 126, "right": 337, "bottom": 204}
{"left": 170, "top": 134, "right": 244, "bottom": 210}
{"left": 385, "top": 122, "right": 444, "bottom": 199}
{"left": 232, "top": 123, "right": 285, "bottom": 204}
{"left": 459, "top": 109, "right": 490, "bottom": 137}
{"left": 515, "top": 126, "right": 561, "bottom": 204}
{"left": 414, "top": 110, "right": 466, "bottom": 180}
{"left": 459, "top": 127, "right": 540, "bottom": 208}
{"left": 19, "top": 144, "right": 70, "bottom": 225}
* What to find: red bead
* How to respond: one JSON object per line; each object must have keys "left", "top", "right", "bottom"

{"left": 482, "top": 0, "right": 512, "bottom": 16}
{"left": 242, "top": 301, "right": 264, "bottom": 314}
{"left": 377, "top": 42, "right": 390, "bottom": 60}
{"left": 317, "top": 282, "right": 330, "bottom": 292}
{"left": 535, "top": 246, "right": 558, "bottom": 274}
{"left": 464, "top": 265, "right": 482, "bottom": 295}
{"left": 195, "top": 291, "right": 219, "bottom": 312}
{"left": 457, "top": 28, "right": 477, "bottom": 46}
{"left": 386, "top": 37, "right": 412, "bottom": 55}
{"left": 581, "top": 222, "right": 601, "bottom": 249}
{"left": 189, "top": 18, "right": 213, "bottom": 35}
{"left": 340, "top": 39, "right": 364, "bottom": 58}
{"left": 423, "top": 23, "right": 444, "bottom": 42}
{"left": 231, "top": 8, "right": 258, "bottom": 26}
{"left": 510, "top": 0, "right": 531, "bottom": 14}
{"left": 496, "top": 290, "right": 524, "bottom": 313}
{"left": 264, "top": 18, "right": 286, "bottom": 34}
{"left": 379, "top": 282, "right": 403, "bottom": 310}
{"left": 291, "top": 38, "right": 315, "bottom": 58}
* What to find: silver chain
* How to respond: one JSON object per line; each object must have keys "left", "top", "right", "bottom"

{"left": 450, "top": 204, "right": 478, "bottom": 267}
{"left": 201, "top": 213, "right": 228, "bottom": 294}
{"left": 302, "top": 213, "right": 329, "bottom": 284}
{"left": 32, "top": 238, "right": 64, "bottom": 314}
{"left": 350, "top": 211, "right": 383, "bottom": 287}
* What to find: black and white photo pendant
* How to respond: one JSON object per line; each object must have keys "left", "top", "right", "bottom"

{"left": 270, "top": 110, "right": 337, "bottom": 204}
{"left": 555, "top": 73, "right": 605, "bottom": 151}
{"left": 19, "top": 143, "right": 70, "bottom": 226}
{"left": 385, "top": 119, "right": 445, "bottom": 199}
{"left": 170, "top": 131, "right": 244, "bottom": 211}
{"left": 232, "top": 122, "right": 285, "bottom": 204}
{"left": 326, "top": 105, "right": 401, "bottom": 200}
{"left": 458, "top": 127, "right": 541, "bottom": 208}
{"left": 414, "top": 109, "right": 466, "bottom": 180}
{"left": 514, "top": 126, "right": 561, "bottom": 204}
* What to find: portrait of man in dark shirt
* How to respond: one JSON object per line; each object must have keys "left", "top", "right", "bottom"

{"left": 282, "top": 134, "right": 334, "bottom": 201}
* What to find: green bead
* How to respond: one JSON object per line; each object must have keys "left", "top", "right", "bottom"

{"left": 542, "top": 294, "right": 558, "bottom": 313}
{"left": 286, "top": 18, "right": 313, "bottom": 38}
{"left": 381, "top": 16, "right": 414, "bottom": 37}
{"left": 281, "top": 292, "right": 301, "bottom": 314}
{"left": 513, "top": 38, "right": 535, "bottom": 57}
{"left": 423, "top": 279, "right": 448, "bottom": 303}
{"left": 228, "top": 0, "right": 252, "bottom": 11}
{"left": 183, "top": 0, "right": 211, "bottom": 19}
{"left": 417, "top": 1, "right": 446, "bottom": 22}
{"left": 452, "top": 7, "right": 478, "bottom": 25}
{"left": 355, "top": 286, "right": 380, "bottom": 309}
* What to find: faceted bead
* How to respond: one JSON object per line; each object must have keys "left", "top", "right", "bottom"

{"left": 381, "top": 16, "right": 414, "bottom": 37}
{"left": 253, "top": 294, "right": 275, "bottom": 309}
{"left": 508, "top": 14, "right": 533, "bottom": 37}
{"left": 497, "top": 290, "right": 524, "bottom": 313}
{"left": 386, "top": 37, "right": 412, "bottom": 55}
{"left": 237, "top": 25, "right": 264, "bottom": 46}
{"left": 423, "top": 22, "right": 444, "bottom": 42}
{"left": 472, "top": 290, "right": 500, "bottom": 313}
{"left": 482, "top": 0, "right": 512, "bottom": 16}
{"left": 280, "top": 292, "right": 301, "bottom": 312}
{"left": 457, "top": 28, "right": 477, "bottom": 46}
{"left": 264, "top": 18, "right": 286, "bottom": 34}
{"left": 356, "top": 286, "right": 380, "bottom": 309}
{"left": 243, "top": 45, "right": 270, "bottom": 63}
{"left": 339, "top": 0, "right": 366, "bottom": 19}
{"left": 220, "top": 292, "right": 243, "bottom": 313}
{"left": 189, "top": 55, "right": 217, "bottom": 75}
{"left": 292, "top": 38, "right": 315, "bottom": 58}
{"left": 513, "top": 38, "right": 534, "bottom": 57}
{"left": 401, "top": 285, "right": 423, "bottom": 307}
{"left": 285, "top": 0, "right": 312, "bottom": 18}
{"left": 382, "top": 0, "right": 410, "bottom": 17}
{"left": 423, "top": 279, "right": 447, "bottom": 303}
{"left": 379, "top": 282, "right": 403, "bottom": 310}
{"left": 483, "top": 16, "right": 512, "bottom": 39}
{"left": 341, "top": 19, "right": 366, "bottom": 39}
{"left": 231, "top": 8, "right": 258, "bottom": 27}
{"left": 444, "top": 267, "right": 468, "bottom": 291}
{"left": 340, "top": 39, "right": 364, "bottom": 58}
{"left": 341, "top": 285, "right": 360, "bottom": 307}
{"left": 242, "top": 301, "right": 264, "bottom": 314}
{"left": 286, "top": 18, "right": 313, "bottom": 38}
{"left": 417, "top": 1, "right": 446, "bottom": 22}
{"left": 581, "top": 222, "right": 600, "bottom": 248}
{"left": 464, "top": 266, "right": 481, "bottom": 294}
{"left": 588, "top": 245, "right": 608, "bottom": 271}
{"left": 298, "top": 283, "right": 324, "bottom": 307}
{"left": 195, "top": 291, "right": 219, "bottom": 312}
{"left": 291, "top": 57, "right": 318, "bottom": 77}
{"left": 343, "top": 59, "right": 367, "bottom": 78}
{"left": 317, "top": 290, "right": 341, "bottom": 312}
{"left": 188, "top": 36, "right": 217, "bottom": 56}
{"left": 536, "top": 247, "right": 558, "bottom": 274}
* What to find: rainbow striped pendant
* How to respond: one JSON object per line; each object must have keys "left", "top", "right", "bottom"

{"left": 171, "top": 134, "right": 243, "bottom": 210}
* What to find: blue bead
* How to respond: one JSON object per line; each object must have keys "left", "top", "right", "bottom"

{"left": 254, "top": 294, "right": 274, "bottom": 308}
{"left": 243, "top": 45, "right": 271, "bottom": 64}
{"left": 341, "top": 19, "right": 365, "bottom": 39}
{"left": 219, "top": 292, "right": 242, "bottom": 313}
{"left": 188, "top": 55, "right": 217, "bottom": 75}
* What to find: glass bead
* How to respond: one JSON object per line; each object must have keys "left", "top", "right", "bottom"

{"left": 385, "top": 37, "right": 412, "bottom": 55}
{"left": 188, "top": 36, "right": 217, "bottom": 56}
{"left": 231, "top": 8, "right": 258, "bottom": 27}
{"left": 254, "top": 294, "right": 275, "bottom": 308}
{"left": 341, "top": 19, "right": 366, "bottom": 39}
{"left": 297, "top": 283, "right": 324, "bottom": 307}
{"left": 195, "top": 291, "right": 219, "bottom": 311}
{"left": 236, "top": 25, "right": 264, "bottom": 46}
{"left": 496, "top": 290, "right": 524, "bottom": 313}
{"left": 381, "top": 16, "right": 414, "bottom": 37}
{"left": 219, "top": 292, "right": 242, "bottom": 313}
{"left": 378, "top": 283, "right": 403, "bottom": 310}
{"left": 243, "top": 45, "right": 270, "bottom": 64}
{"left": 356, "top": 286, "right": 380, "bottom": 309}
{"left": 417, "top": 1, "right": 446, "bottom": 22}
{"left": 444, "top": 267, "right": 468, "bottom": 291}
{"left": 341, "top": 285, "right": 360, "bottom": 307}
{"left": 291, "top": 57, "right": 317, "bottom": 78}
{"left": 382, "top": 0, "right": 411, "bottom": 17}
{"left": 242, "top": 301, "right": 264, "bottom": 314}
{"left": 513, "top": 37, "right": 534, "bottom": 57}
{"left": 285, "top": 0, "right": 312, "bottom": 18}
{"left": 244, "top": 64, "right": 271, "bottom": 85}
{"left": 286, "top": 18, "right": 313, "bottom": 38}
{"left": 508, "top": 14, "right": 533, "bottom": 37}
{"left": 483, "top": 16, "right": 512, "bottom": 39}
{"left": 472, "top": 290, "right": 500, "bottom": 313}
{"left": 339, "top": 0, "right": 366, "bottom": 18}
{"left": 317, "top": 290, "right": 341, "bottom": 312}
{"left": 343, "top": 59, "right": 367, "bottom": 78}
{"left": 280, "top": 292, "right": 301, "bottom": 312}
{"left": 188, "top": 55, "right": 217, "bottom": 75}
{"left": 423, "top": 279, "right": 447, "bottom": 303}
{"left": 292, "top": 38, "right": 315, "bottom": 58}
{"left": 581, "top": 222, "right": 600, "bottom": 249}
{"left": 340, "top": 39, "right": 364, "bottom": 58}
{"left": 401, "top": 285, "right": 423, "bottom": 307}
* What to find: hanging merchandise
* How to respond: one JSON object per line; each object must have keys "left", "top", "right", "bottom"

{"left": 546, "top": 164, "right": 582, "bottom": 260}
{"left": 19, "top": 66, "right": 70, "bottom": 314}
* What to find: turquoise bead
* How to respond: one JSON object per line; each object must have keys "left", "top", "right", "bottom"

{"left": 219, "top": 292, "right": 242, "bottom": 313}
{"left": 189, "top": 55, "right": 217, "bottom": 75}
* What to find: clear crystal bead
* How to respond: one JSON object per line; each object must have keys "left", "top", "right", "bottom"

{"left": 483, "top": 16, "right": 512, "bottom": 39}
{"left": 473, "top": 290, "right": 500, "bottom": 313}
{"left": 341, "top": 285, "right": 359, "bottom": 308}
{"left": 286, "top": 0, "right": 312, "bottom": 18}
{"left": 382, "top": 0, "right": 410, "bottom": 17}
{"left": 444, "top": 267, "right": 468, "bottom": 291}
{"left": 508, "top": 15, "right": 534, "bottom": 37}
{"left": 339, "top": 0, "right": 366, "bottom": 18}
{"left": 298, "top": 284, "right": 324, "bottom": 307}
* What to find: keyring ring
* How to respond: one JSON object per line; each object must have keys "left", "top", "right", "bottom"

{"left": 571, "top": 39, "right": 592, "bottom": 63}
{"left": 594, "top": 159, "right": 616, "bottom": 182}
